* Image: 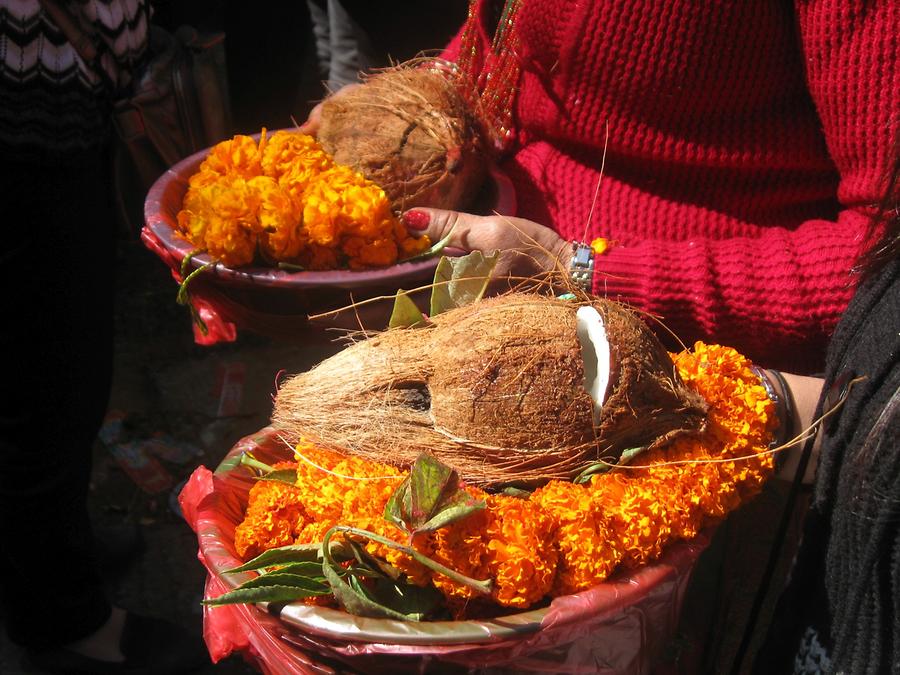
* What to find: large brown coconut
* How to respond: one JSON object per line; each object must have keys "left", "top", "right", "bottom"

{"left": 271, "top": 294, "right": 707, "bottom": 489}
{"left": 316, "top": 61, "right": 486, "bottom": 212}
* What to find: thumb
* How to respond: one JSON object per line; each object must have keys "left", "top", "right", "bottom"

{"left": 401, "top": 208, "right": 480, "bottom": 251}
{"left": 297, "top": 102, "right": 323, "bottom": 136}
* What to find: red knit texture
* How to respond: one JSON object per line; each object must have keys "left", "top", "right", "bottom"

{"left": 447, "top": 0, "right": 898, "bottom": 373}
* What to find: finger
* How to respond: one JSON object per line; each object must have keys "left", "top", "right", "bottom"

{"left": 297, "top": 102, "right": 323, "bottom": 135}
{"left": 401, "top": 208, "right": 485, "bottom": 251}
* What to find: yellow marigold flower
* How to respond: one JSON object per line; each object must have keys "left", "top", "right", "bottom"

{"left": 590, "top": 237, "right": 609, "bottom": 256}
{"left": 341, "top": 236, "right": 398, "bottom": 269}
{"left": 189, "top": 177, "right": 260, "bottom": 267}
{"left": 177, "top": 130, "right": 429, "bottom": 270}
{"left": 481, "top": 494, "right": 557, "bottom": 607}
{"left": 533, "top": 478, "right": 621, "bottom": 595}
{"left": 261, "top": 131, "right": 332, "bottom": 186}
{"left": 428, "top": 506, "right": 490, "bottom": 598}
{"left": 176, "top": 187, "right": 213, "bottom": 246}
{"left": 202, "top": 212, "right": 256, "bottom": 268}
{"left": 399, "top": 233, "right": 432, "bottom": 258}
{"left": 200, "top": 134, "right": 263, "bottom": 179}
{"left": 249, "top": 176, "right": 305, "bottom": 261}
{"left": 186, "top": 167, "right": 221, "bottom": 191}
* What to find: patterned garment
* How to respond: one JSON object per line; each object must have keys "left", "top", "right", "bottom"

{"left": 0, "top": 0, "right": 148, "bottom": 158}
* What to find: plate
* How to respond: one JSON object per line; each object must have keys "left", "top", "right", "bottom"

{"left": 193, "top": 427, "right": 710, "bottom": 653}
{"left": 143, "top": 138, "right": 516, "bottom": 292}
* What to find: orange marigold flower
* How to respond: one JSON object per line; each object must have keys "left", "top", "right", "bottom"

{"left": 200, "top": 134, "right": 263, "bottom": 179}
{"left": 234, "top": 469, "right": 308, "bottom": 560}
{"left": 250, "top": 175, "right": 305, "bottom": 261}
{"left": 177, "top": 130, "right": 429, "bottom": 270}
{"left": 260, "top": 131, "right": 329, "bottom": 180}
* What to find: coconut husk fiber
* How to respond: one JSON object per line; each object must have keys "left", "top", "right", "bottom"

{"left": 271, "top": 294, "right": 708, "bottom": 489}
{"left": 316, "top": 60, "right": 486, "bottom": 213}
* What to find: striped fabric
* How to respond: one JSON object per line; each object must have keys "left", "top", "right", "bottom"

{"left": 0, "top": 0, "right": 149, "bottom": 158}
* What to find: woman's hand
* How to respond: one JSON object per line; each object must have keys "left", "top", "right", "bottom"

{"left": 402, "top": 208, "right": 572, "bottom": 285}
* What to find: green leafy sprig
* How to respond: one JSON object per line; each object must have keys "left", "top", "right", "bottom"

{"left": 205, "top": 451, "right": 492, "bottom": 620}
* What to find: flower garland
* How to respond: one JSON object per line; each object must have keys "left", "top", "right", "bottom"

{"left": 233, "top": 342, "right": 776, "bottom": 616}
{"left": 176, "top": 130, "right": 431, "bottom": 269}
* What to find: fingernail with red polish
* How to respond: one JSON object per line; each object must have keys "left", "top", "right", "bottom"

{"left": 402, "top": 209, "right": 431, "bottom": 230}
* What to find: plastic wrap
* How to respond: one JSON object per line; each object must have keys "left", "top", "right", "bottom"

{"left": 180, "top": 427, "right": 710, "bottom": 674}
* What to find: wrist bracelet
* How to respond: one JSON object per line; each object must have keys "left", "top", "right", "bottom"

{"left": 570, "top": 241, "right": 595, "bottom": 292}
{"left": 751, "top": 366, "right": 794, "bottom": 463}
{"left": 767, "top": 368, "right": 796, "bottom": 447}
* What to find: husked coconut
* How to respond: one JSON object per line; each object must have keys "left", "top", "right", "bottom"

{"left": 316, "top": 62, "right": 486, "bottom": 213}
{"left": 272, "top": 294, "right": 707, "bottom": 488}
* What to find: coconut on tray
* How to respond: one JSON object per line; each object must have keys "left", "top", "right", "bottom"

{"left": 272, "top": 293, "right": 708, "bottom": 487}
{"left": 171, "top": 58, "right": 489, "bottom": 274}
{"left": 202, "top": 274, "right": 780, "bottom": 624}
{"left": 316, "top": 62, "right": 487, "bottom": 213}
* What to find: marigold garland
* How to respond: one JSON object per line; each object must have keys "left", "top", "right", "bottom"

{"left": 175, "top": 130, "right": 431, "bottom": 269}
{"left": 232, "top": 342, "right": 777, "bottom": 616}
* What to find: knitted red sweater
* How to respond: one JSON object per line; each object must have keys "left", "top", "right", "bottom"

{"left": 447, "top": 0, "right": 898, "bottom": 373}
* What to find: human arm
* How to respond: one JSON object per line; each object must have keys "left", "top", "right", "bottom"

{"left": 425, "top": 1, "right": 899, "bottom": 372}
{"left": 762, "top": 371, "right": 824, "bottom": 484}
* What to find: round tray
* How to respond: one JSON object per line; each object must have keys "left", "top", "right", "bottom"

{"left": 143, "top": 139, "right": 516, "bottom": 292}
{"left": 187, "top": 427, "right": 710, "bottom": 671}
{"left": 141, "top": 135, "right": 516, "bottom": 338}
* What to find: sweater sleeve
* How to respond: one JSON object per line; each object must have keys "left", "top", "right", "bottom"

{"left": 596, "top": 0, "right": 897, "bottom": 371}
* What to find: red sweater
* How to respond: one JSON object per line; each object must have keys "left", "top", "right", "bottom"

{"left": 447, "top": 0, "right": 898, "bottom": 373}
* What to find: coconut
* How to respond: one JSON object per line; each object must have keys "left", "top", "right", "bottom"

{"left": 316, "top": 61, "right": 486, "bottom": 213}
{"left": 271, "top": 294, "right": 707, "bottom": 488}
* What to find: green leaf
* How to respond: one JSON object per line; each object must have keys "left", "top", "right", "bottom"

{"left": 573, "top": 447, "right": 646, "bottom": 483}
{"left": 202, "top": 583, "right": 325, "bottom": 607}
{"left": 345, "top": 540, "right": 401, "bottom": 580}
{"left": 237, "top": 572, "right": 329, "bottom": 594}
{"left": 259, "top": 468, "right": 298, "bottom": 484}
{"left": 225, "top": 543, "right": 323, "bottom": 573}
{"left": 366, "top": 577, "right": 442, "bottom": 620}
{"left": 500, "top": 486, "right": 533, "bottom": 499}
{"left": 215, "top": 452, "right": 244, "bottom": 476}
{"left": 618, "top": 446, "right": 648, "bottom": 465}
{"left": 384, "top": 454, "right": 485, "bottom": 536}
{"left": 321, "top": 529, "right": 418, "bottom": 621}
{"left": 573, "top": 462, "right": 612, "bottom": 483}
{"left": 239, "top": 452, "right": 274, "bottom": 474}
{"left": 388, "top": 289, "right": 427, "bottom": 329}
{"left": 429, "top": 251, "right": 499, "bottom": 317}
{"left": 259, "top": 561, "right": 327, "bottom": 579}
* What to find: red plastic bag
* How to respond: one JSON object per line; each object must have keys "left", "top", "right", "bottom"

{"left": 179, "top": 428, "right": 710, "bottom": 674}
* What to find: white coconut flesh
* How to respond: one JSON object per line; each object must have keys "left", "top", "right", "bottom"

{"left": 575, "top": 305, "right": 611, "bottom": 424}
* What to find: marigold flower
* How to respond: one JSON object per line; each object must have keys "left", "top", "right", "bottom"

{"left": 200, "top": 133, "right": 264, "bottom": 179}
{"left": 175, "top": 130, "right": 430, "bottom": 270}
